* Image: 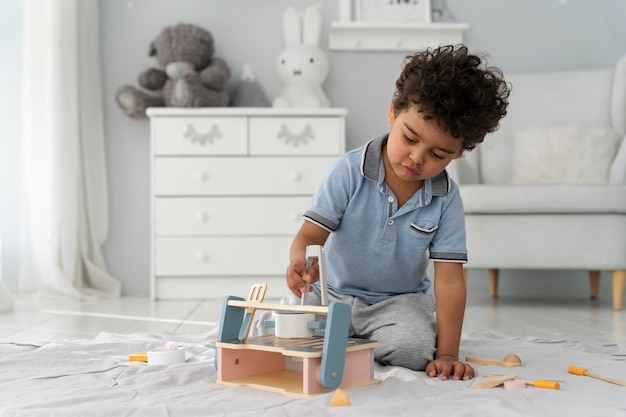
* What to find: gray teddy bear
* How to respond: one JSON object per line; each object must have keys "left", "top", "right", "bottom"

{"left": 116, "top": 23, "right": 230, "bottom": 118}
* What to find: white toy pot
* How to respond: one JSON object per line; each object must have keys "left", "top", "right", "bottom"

{"left": 275, "top": 312, "right": 315, "bottom": 338}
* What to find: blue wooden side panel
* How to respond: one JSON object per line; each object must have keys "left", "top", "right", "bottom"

{"left": 319, "top": 301, "right": 351, "bottom": 389}
{"left": 238, "top": 310, "right": 253, "bottom": 340}
{"left": 217, "top": 295, "right": 246, "bottom": 342}
{"left": 215, "top": 295, "right": 245, "bottom": 369}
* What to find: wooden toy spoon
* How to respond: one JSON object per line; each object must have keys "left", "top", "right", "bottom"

{"left": 465, "top": 354, "right": 522, "bottom": 367}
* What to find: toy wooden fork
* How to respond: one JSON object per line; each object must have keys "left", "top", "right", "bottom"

{"left": 237, "top": 283, "right": 267, "bottom": 341}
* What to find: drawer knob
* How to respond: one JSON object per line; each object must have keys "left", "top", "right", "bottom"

{"left": 197, "top": 252, "right": 209, "bottom": 262}
{"left": 290, "top": 211, "right": 302, "bottom": 221}
{"left": 290, "top": 171, "right": 302, "bottom": 182}
{"left": 196, "top": 212, "right": 209, "bottom": 222}
{"left": 196, "top": 171, "right": 209, "bottom": 181}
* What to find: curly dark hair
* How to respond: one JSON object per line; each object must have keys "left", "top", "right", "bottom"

{"left": 392, "top": 45, "right": 510, "bottom": 151}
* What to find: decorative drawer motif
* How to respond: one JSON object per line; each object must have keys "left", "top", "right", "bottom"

{"left": 154, "top": 196, "right": 310, "bottom": 236}
{"left": 153, "top": 116, "right": 248, "bottom": 155}
{"left": 155, "top": 237, "right": 292, "bottom": 275}
{"left": 154, "top": 157, "right": 334, "bottom": 196}
{"left": 249, "top": 117, "right": 342, "bottom": 155}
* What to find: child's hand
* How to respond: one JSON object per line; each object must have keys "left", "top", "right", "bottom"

{"left": 425, "top": 356, "right": 475, "bottom": 381}
{"left": 286, "top": 259, "right": 319, "bottom": 298}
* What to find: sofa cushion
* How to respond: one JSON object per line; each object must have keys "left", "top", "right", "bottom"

{"left": 478, "top": 68, "right": 615, "bottom": 185}
{"left": 460, "top": 184, "right": 626, "bottom": 214}
{"left": 510, "top": 125, "right": 620, "bottom": 185}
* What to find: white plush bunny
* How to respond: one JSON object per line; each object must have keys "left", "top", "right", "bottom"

{"left": 272, "top": 6, "right": 331, "bottom": 108}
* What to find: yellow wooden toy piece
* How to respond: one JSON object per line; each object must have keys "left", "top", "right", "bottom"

{"left": 329, "top": 388, "right": 351, "bottom": 406}
{"left": 129, "top": 352, "right": 148, "bottom": 362}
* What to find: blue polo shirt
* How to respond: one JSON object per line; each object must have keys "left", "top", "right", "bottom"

{"left": 303, "top": 134, "right": 468, "bottom": 305}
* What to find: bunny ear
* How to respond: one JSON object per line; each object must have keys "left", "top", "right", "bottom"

{"left": 302, "top": 6, "right": 321, "bottom": 46}
{"left": 283, "top": 6, "right": 301, "bottom": 47}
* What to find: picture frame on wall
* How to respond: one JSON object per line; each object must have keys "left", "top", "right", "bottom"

{"left": 356, "top": 0, "right": 432, "bottom": 24}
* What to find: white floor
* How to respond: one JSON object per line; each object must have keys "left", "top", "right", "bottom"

{"left": 1, "top": 279, "right": 625, "bottom": 349}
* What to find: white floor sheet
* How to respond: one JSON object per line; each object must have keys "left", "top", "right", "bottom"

{"left": 2, "top": 328, "right": 625, "bottom": 416}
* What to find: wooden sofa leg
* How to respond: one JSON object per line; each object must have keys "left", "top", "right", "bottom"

{"left": 589, "top": 270, "right": 600, "bottom": 299}
{"left": 488, "top": 269, "right": 499, "bottom": 297}
{"left": 612, "top": 270, "right": 626, "bottom": 311}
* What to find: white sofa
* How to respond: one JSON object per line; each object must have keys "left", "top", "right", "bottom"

{"left": 449, "top": 55, "right": 626, "bottom": 310}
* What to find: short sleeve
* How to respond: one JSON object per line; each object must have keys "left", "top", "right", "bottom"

{"left": 428, "top": 182, "right": 468, "bottom": 263}
{"left": 303, "top": 154, "right": 360, "bottom": 232}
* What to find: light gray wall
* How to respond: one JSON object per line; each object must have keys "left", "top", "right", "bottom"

{"left": 2, "top": 0, "right": 626, "bottom": 298}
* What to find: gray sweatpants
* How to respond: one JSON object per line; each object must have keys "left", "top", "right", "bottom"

{"left": 253, "top": 286, "right": 437, "bottom": 371}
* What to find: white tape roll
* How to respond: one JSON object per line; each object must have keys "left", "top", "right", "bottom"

{"left": 503, "top": 380, "right": 526, "bottom": 390}
{"left": 147, "top": 347, "right": 186, "bottom": 365}
{"left": 275, "top": 313, "right": 315, "bottom": 338}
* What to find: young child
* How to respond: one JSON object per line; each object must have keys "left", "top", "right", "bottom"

{"left": 285, "top": 45, "right": 510, "bottom": 381}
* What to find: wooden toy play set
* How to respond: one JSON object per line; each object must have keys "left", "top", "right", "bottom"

{"left": 215, "top": 245, "right": 380, "bottom": 398}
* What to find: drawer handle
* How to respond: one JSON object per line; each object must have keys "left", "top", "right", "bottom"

{"left": 196, "top": 212, "right": 209, "bottom": 222}
{"left": 184, "top": 123, "right": 222, "bottom": 146}
{"left": 277, "top": 124, "right": 314, "bottom": 146}
{"left": 197, "top": 252, "right": 209, "bottom": 262}
{"left": 290, "top": 171, "right": 302, "bottom": 182}
{"left": 196, "top": 170, "right": 209, "bottom": 181}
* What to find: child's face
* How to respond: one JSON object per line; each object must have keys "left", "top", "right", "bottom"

{"left": 386, "top": 104, "right": 463, "bottom": 183}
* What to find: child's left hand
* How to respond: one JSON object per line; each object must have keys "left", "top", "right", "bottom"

{"left": 425, "top": 356, "right": 475, "bottom": 381}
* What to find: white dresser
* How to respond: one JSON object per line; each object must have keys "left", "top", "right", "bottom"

{"left": 147, "top": 108, "right": 347, "bottom": 300}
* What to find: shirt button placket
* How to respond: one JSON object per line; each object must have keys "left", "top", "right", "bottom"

{"left": 387, "top": 196, "right": 395, "bottom": 224}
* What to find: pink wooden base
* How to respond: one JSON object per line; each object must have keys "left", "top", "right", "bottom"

{"left": 218, "top": 348, "right": 285, "bottom": 382}
{"left": 303, "top": 348, "right": 374, "bottom": 395}
{"left": 217, "top": 345, "right": 378, "bottom": 397}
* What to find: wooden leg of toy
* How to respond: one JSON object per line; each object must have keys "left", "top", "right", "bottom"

{"left": 612, "top": 269, "right": 625, "bottom": 311}
{"left": 589, "top": 270, "right": 600, "bottom": 299}
{"left": 488, "top": 269, "right": 499, "bottom": 297}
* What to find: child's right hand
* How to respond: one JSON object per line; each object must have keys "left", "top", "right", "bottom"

{"left": 286, "top": 259, "right": 319, "bottom": 298}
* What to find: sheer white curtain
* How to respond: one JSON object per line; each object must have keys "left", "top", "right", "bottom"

{"left": 20, "top": 0, "right": 120, "bottom": 299}
{"left": 0, "top": 239, "right": 14, "bottom": 312}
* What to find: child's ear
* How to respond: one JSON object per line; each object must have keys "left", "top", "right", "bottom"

{"left": 387, "top": 104, "right": 396, "bottom": 123}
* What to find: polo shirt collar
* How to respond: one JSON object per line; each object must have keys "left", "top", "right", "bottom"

{"left": 360, "top": 134, "right": 451, "bottom": 197}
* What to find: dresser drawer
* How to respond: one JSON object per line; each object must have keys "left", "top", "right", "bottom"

{"left": 154, "top": 196, "right": 310, "bottom": 236}
{"left": 249, "top": 117, "right": 342, "bottom": 155}
{"left": 153, "top": 116, "right": 248, "bottom": 155}
{"left": 155, "top": 237, "right": 291, "bottom": 275}
{"left": 154, "top": 157, "right": 334, "bottom": 196}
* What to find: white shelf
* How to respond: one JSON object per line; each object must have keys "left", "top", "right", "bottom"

{"left": 329, "top": 22, "right": 469, "bottom": 52}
